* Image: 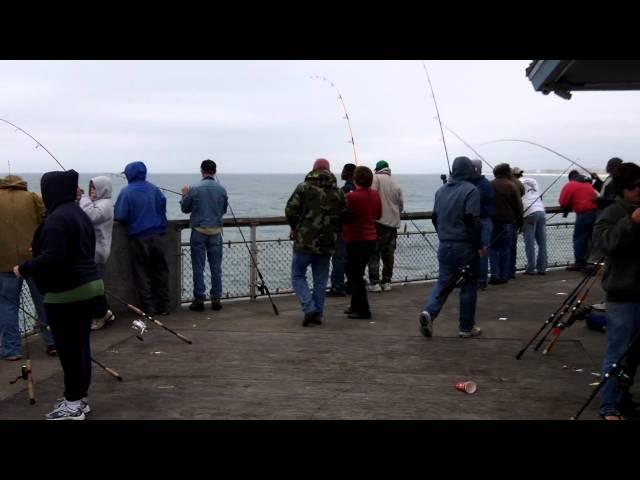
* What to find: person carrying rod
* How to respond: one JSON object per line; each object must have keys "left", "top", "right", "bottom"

{"left": 592, "top": 162, "right": 640, "bottom": 420}
{"left": 418, "top": 156, "right": 484, "bottom": 339}
{"left": 14, "top": 170, "right": 102, "bottom": 420}
{"left": 180, "top": 159, "right": 228, "bottom": 312}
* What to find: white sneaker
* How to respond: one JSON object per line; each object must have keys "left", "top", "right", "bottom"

{"left": 91, "top": 310, "right": 115, "bottom": 331}
{"left": 55, "top": 396, "right": 91, "bottom": 414}
{"left": 45, "top": 399, "right": 86, "bottom": 420}
{"left": 381, "top": 282, "right": 392, "bottom": 292}
{"left": 367, "top": 284, "right": 382, "bottom": 293}
{"left": 458, "top": 326, "right": 482, "bottom": 338}
{"left": 419, "top": 311, "right": 434, "bottom": 338}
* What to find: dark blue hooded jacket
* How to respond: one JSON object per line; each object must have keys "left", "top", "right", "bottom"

{"left": 432, "top": 157, "right": 482, "bottom": 249}
{"left": 469, "top": 174, "right": 495, "bottom": 219}
{"left": 114, "top": 162, "right": 167, "bottom": 238}
{"left": 19, "top": 170, "right": 100, "bottom": 294}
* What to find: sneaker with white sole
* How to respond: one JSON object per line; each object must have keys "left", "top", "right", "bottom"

{"left": 367, "top": 284, "right": 382, "bottom": 293}
{"left": 381, "top": 282, "right": 392, "bottom": 292}
{"left": 419, "top": 311, "right": 434, "bottom": 338}
{"left": 54, "top": 396, "right": 91, "bottom": 414}
{"left": 458, "top": 326, "right": 482, "bottom": 338}
{"left": 45, "top": 399, "right": 86, "bottom": 420}
{"left": 91, "top": 310, "right": 115, "bottom": 331}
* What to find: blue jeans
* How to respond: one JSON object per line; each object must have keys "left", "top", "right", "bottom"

{"left": 191, "top": 230, "right": 223, "bottom": 300}
{"left": 489, "top": 222, "right": 514, "bottom": 282}
{"left": 478, "top": 218, "right": 492, "bottom": 288}
{"left": 599, "top": 302, "right": 640, "bottom": 417}
{"left": 291, "top": 252, "right": 331, "bottom": 319}
{"left": 509, "top": 224, "right": 518, "bottom": 278}
{"left": 574, "top": 211, "right": 597, "bottom": 267}
{"left": 330, "top": 236, "right": 347, "bottom": 293}
{"left": 423, "top": 242, "right": 479, "bottom": 332}
{"left": 0, "top": 273, "right": 54, "bottom": 358}
{"left": 522, "top": 211, "right": 548, "bottom": 273}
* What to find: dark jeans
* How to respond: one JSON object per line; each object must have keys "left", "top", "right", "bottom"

{"left": 347, "top": 240, "right": 376, "bottom": 316}
{"left": 330, "top": 235, "right": 347, "bottom": 293}
{"left": 368, "top": 223, "right": 397, "bottom": 285}
{"left": 46, "top": 297, "right": 98, "bottom": 401}
{"left": 489, "top": 222, "right": 514, "bottom": 282}
{"left": 574, "top": 211, "right": 597, "bottom": 267}
{"left": 129, "top": 235, "right": 170, "bottom": 314}
{"left": 509, "top": 223, "right": 518, "bottom": 278}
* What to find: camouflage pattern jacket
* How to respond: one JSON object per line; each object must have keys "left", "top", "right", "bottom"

{"left": 285, "top": 170, "right": 346, "bottom": 255}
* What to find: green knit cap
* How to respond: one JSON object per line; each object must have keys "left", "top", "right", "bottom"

{"left": 375, "top": 160, "right": 389, "bottom": 171}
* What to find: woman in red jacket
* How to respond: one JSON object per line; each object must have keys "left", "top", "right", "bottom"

{"left": 342, "top": 166, "right": 382, "bottom": 319}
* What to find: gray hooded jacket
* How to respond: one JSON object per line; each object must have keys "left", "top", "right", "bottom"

{"left": 79, "top": 176, "right": 114, "bottom": 264}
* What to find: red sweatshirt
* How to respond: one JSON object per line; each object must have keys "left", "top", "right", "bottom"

{"left": 343, "top": 187, "right": 382, "bottom": 243}
{"left": 558, "top": 181, "right": 598, "bottom": 214}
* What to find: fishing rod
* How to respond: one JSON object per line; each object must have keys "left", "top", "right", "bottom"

{"left": 441, "top": 124, "right": 494, "bottom": 172}
{"left": 311, "top": 76, "right": 359, "bottom": 166}
{"left": 214, "top": 175, "right": 279, "bottom": 315}
{"left": 90, "top": 357, "right": 123, "bottom": 382}
{"left": 104, "top": 291, "right": 194, "bottom": 344}
{"left": 0, "top": 118, "right": 66, "bottom": 171}
{"left": 421, "top": 62, "right": 452, "bottom": 176}
{"left": 541, "top": 261, "right": 605, "bottom": 355}
{"left": 480, "top": 139, "right": 593, "bottom": 177}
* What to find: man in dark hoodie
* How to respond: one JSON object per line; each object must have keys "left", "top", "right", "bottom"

{"left": 285, "top": 159, "right": 346, "bottom": 326}
{"left": 114, "top": 161, "right": 170, "bottom": 316}
{"left": 592, "top": 162, "right": 640, "bottom": 420}
{"left": 469, "top": 160, "right": 495, "bottom": 289}
{"left": 15, "top": 170, "right": 102, "bottom": 420}
{"left": 594, "top": 157, "right": 623, "bottom": 211}
{"left": 489, "top": 163, "right": 523, "bottom": 285}
{"left": 328, "top": 163, "right": 356, "bottom": 297}
{"left": 419, "top": 157, "right": 483, "bottom": 338}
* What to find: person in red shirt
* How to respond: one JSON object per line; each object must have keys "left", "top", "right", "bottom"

{"left": 558, "top": 170, "right": 599, "bottom": 271}
{"left": 342, "top": 166, "right": 382, "bottom": 320}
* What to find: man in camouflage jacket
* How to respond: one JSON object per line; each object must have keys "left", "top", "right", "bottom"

{"left": 285, "top": 158, "right": 346, "bottom": 327}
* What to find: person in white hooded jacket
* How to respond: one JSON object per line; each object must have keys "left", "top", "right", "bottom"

{"left": 519, "top": 174, "right": 547, "bottom": 275}
{"left": 78, "top": 176, "right": 115, "bottom": 330}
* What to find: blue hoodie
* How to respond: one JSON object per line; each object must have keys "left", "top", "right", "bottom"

{"left": 432, "top": 157, "right": 482, "bottom": 249}
{"left": 469, "top": 174, "right": 495, "bottom": 219}
{"left": 114, "top": 162, "right": 167, "bottom": 238}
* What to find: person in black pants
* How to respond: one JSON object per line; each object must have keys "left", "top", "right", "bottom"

{"left": 114, "top": 162, "right": 170, "bottom": 315}
{"left": 342, "top": 167, "right": 382, "bottom": 320}
{"left": 16, "top": 170, "right": 103, "bottom": 420}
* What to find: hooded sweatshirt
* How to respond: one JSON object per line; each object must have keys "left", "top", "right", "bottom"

{"left": 19, "top": 170, "right": 101, "bottom": 296}
{"left": 0, "top": 175, "right": 46, "bottom": 272}
{"left": 492, "top": 177, "right": 524, "bottom": 225}
{"left": 558, "top": 180, "right": 598, "bottom": 214}
{"left": 521, "top": 177, "right": 545, "bottom": 216}
{"left": 114, "top": 162, "right": 167, "bottom": 238}
{"left": 285, "top": 169, "right": 346, "bottom": 255}
{"left": 431, "top": 157, "right": 482, "bottom": 249}
{"left": 371, "top": 168, "right": 403, "bottom": 228}
{"left": 79, "top": 175, "right": 114, "bottom": 264}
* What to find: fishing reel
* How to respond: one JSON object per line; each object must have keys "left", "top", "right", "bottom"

{"left": 436, "top": 265, "right": 474, "bottom": 301}
{"left": 9, "top": 364, "right": 31, "bottom": 385}
{"left": 131, "top": 319, "right": 148, "bottom": 341}
{"left": 257, "top": 281, "right": 267, "bottom": 296}
{"left": 440, "top": 174, "right": 448, "bottom": 185}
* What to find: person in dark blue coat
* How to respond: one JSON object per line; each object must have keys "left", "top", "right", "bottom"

{"left": 469, "top": 159, "right": 495, "bottom": 289}
{"left": 114, "top": 161, "right": 170, "bottom": 315}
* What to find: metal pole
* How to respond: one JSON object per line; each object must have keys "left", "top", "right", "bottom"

{"left": 249, "top": 224, "right": 258, "bottom": 300}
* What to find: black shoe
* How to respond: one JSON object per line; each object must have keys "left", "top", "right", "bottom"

{"left": 347, "top": 312, "right": 371, "bottom": 320}
{"left": 303, "top": 311, "right": 321, "bottom": 327}
{"left": 488, "top": 278, "right": 507, "bottom": 285}
{"left": 326, "top": 289, "right": 346, "bottom": 297}
{"left": 46, "top": 345, "right": 57, "bottom": 356}
{"left": 211, "top": 299, "right": 222, "bottom": 311}
{"left": 524, "top": 271, "right": 537, "bottom": 276}
{"left": 189, "top": 300, "right": 205, "bottom": 312}
{"left": 566, "top": 264, "right": 585, "bottom": 272}
{"left": 537, "top": 271, "right": 546, "bottom": 275}
{"left": 343, "top": 307, "right": 352, "bottom": 315}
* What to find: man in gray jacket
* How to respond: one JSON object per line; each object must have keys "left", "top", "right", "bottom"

{"left": 368, "top": 160, "right": 404, "bottom": 292}
{"left": 181, "top": 159, "right": 228, "bottom": 312}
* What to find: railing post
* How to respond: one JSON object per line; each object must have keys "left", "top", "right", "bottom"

{"left": 249, "top": 223, "right": 258, "bottom": 300}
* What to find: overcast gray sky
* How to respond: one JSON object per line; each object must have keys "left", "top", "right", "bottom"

{"left": 1, "top": 60, "right": 638, "bottom": 174}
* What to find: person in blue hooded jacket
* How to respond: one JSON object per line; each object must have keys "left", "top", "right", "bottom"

{"left": 114, "top": 161, "right": 170, "bottom": 315}
{"left": 418, "top": 157, "right": 484, "bottom": 339}
{"left": 470, "top": 159, "right": 495, "bottom": 289}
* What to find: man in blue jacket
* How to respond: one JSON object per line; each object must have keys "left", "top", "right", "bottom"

{"left": 470, "top": 160, "right": 495, "bottom": 289}
{"left": 419, "top": 157, "right": 484, "bottom": 338}
{"left": 114, "top": 161, "right": 170, "bottom": 316}
{"left": 180, "top": 159, "right": 228, "bottom": 312}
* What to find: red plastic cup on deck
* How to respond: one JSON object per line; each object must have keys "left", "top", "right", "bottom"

{"left": 455, "top": 381, "right": 477, "bottom": 394}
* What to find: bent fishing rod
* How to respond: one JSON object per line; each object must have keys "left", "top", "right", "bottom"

{"left": 0, "top": 118, "right": 66, "bottom": 171}
{"left": 311, "top": 76, "right": 359, "bottom": 166}
{"left": 421, "top": 62, "right": 452, "bottom": 176}
{"left": 104, "top": 291, "right": 194, "bottom": 344}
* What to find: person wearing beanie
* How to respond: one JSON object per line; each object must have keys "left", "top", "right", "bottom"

{"left": 328, "top": 163, "right": 357, "bottom": 297}
{"left": 114, "top": 161, "right": 171, "bottom": 316}
{"left": 15, "top": 170, "right": 103, "bottom": 420}
{"left": 592, "top": 162, "right": 640, "bottom": 420}
{"left": 489, "top": 163, "right": 523, "bottom": 285}
{"left": 559, "top": 166, "right": 599, "bottom": 271}
{"left": 285, "top": 159, "right": 346, "bottom": 326}
{"left": 469, "top": 160, "right": 495, "bottom": 289}
{"left": 367, "top": 160, "right": 404, "bottom": 292}
{"left": 419, "top": 156, "right": 484, "bottom": 339}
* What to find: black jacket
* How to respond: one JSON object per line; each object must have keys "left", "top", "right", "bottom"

{"left": 19, "top": 170, "right": 100, "bottom": 294}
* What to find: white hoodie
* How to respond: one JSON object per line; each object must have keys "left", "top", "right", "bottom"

{"left": 521, "top": 177, "right": 545, "bottom": 216}
{"left": 79, "top": 176, "right": 114, "bottom": 264}
{"left": 371, "top": 168, "right": 404, "bottom": 228}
